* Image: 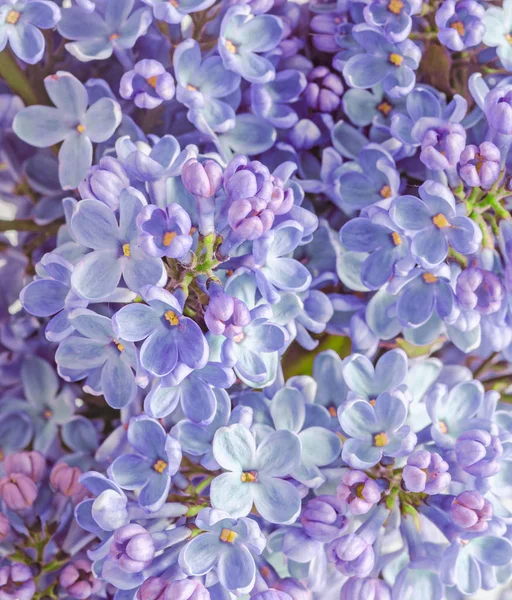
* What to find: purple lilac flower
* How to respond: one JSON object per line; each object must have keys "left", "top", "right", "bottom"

{"left": 4, "top": 451, "right": 45, "bottom": 482}
{"left": 340, "top": 577, "right": 391, "bottom": 600}
{"left": 59, "top": 559, "right": 101, "bottom": 599}
{"left": 436, "top": 0, "right": 485, "bottom": 51}
{"left": 0, "top": 564, "right": 36, "bottom": 600}
{"left": 310, "top": 13, "right": 343, "bottom": 53}
{"left": 337, "top": 470, "right": 381, "bottom": 515}
{"left": 120, "top": 60, "right": 175, "bottom": 109}
{"left": 205, "top": 287, "right": 251, "bottom": 337}
{"left": 402, "top": 450, "right": 451, "bottom": 494}
{"left": 364, "top": 0, "right": 413, "bottom": 43}
{"left": 459, "top": 142, "right": 501, "bottom": 189}
{"left": 455, "top": 428, "right": 502, "bottom": 478}
{"left": 456, "top": 267, "right": 504, "bottom": 314}
{"left": 305, "top": 66, "right": 343, "bottom": 113}
{"left": 484, "top": 86, "right": 512, "bottom": 135}
{"left": 50, "top": 463, "right": 84, "bottom": 499}
{"left": 141, "top": 0, "right": 216, "bottom": 25}
{"left": 110, "top": 524, "right": 156, "bottom": 573}
{"left": 137, "top": 204, "right": 193, "bottom": 259}
{"left": 301, "top": 495, "right": 346, "bottom": 542}
{"left": 0, "top": 473, "right": 37, "bottom": 511}
{"left": 78, "top": 156, "right": 130, "bottom": 210}
{"left": 451, "top": 490, "right": 493, "bottom": 532}
{"left": 181, "top": 157, "right": 223, "bottom": 235}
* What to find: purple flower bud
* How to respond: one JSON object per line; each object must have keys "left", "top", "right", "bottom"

{"left": 110, "top": 524, "right": 155, "bottom": 573}
{"left": 252, "top": 590, "right": 292, "bottom": 600}
{"left": 327, "top": 533, "right": 375, "bottom": 578}
{"left": 204, "top": 288, "right": 251, "bottom": 337}
{"left": 402, "top": 450, "right": 451, "bottom": 494}
{"left": 137, "top": 577, "right": 168, "bottom": 600}
{"left": 459, "top": 142, "right": 501, "bottom": 189}
{"left": 340, "top": 577, "right": 391, "bottom": 600}
{"left": 455, "top": 428, "right": 502, "bottom": 478}
{"left": 50, "top": 463, "right": 85, "bottom": 499}
{"left": 301, "top": 495, "right": 346, "bottom": 542}
{"left": 181, "top": 159, "right": 223, "bottom": 198}
{"left": 451, "top": 490, "right": 493, "bottom": 532}
{"left": 272, "top": 579, "right": 309, "bottom": 600}
{"left": 0, "top": 564, "right": 36, "bottom": 600}
{"left": 420, "top": 122, "right": 466, "bottom": 171}
{"left": 484, "top": 86, "right": 512, "bottom": 135}
{"left": 164, "top": 580, "right": 210, "bottom": 600}
{"left": 0, "top": 512, "right": 10, "bottom": 542}
{"left": 337, "top": 471, "right": 381, "bottom": 515}
{"left": 0, "top": 474, "right": 37, "bottom": 511}
{"left": 59, "top": 559, "right": 101, "bottom": 599}
{"left": 310, "top": 14, "right": 344, "bottom": 52}
{"left": 305, "top": 66, "right": 343, "bottom": 113}
{"left": 4, "top": 451, "right": 45, "bottom": 483}
{"left": 456, "top": 267, "right": 504, "bottom": 315}
{"left": 78, "top": 156, "right": 130, "bottom": 210}
{"left": 120, "top": 60, "right": 175, "bottom": 109}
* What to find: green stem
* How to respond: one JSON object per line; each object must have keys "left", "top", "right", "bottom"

{"left": 473, "top": 351, "right": 499, "bottom": 379}
{"left": 0, "top": 48, "right": 38, "bottom": 106}
{"left": 194, "top": 475, "right": 214, "bottom": 496}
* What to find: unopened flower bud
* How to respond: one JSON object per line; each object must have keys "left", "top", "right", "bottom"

{"left": 0, "top": 474, "right": 37, "bottom": 511}
{"left": 4, "top": 451, "right": 45, "bottom": 483}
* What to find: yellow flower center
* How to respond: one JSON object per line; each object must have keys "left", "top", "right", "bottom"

{"left": 187, "top": 84, "right": 198, "bottom": 92}
{"left": 170, "top": 0, "right": 179, "bottom": 7}
{"left": 153, "top": 459, "right": 168, "bottom": 473}
{"left": 6, "top": 10, "right": 20, "bottom": 24}
{"left": 109, "top": 33, "right": 120, "bottom": 41}
{"left": 43, "top": 409, "right": 53, "bottom": 419}
{"left": 506, "top": 33, "right": 512, "bottom": 45}
{"left": 233, "top": 332, "right": 245, "bottom": 343}
{"left": 122, "top": 243, "right": 131, "bottom": 257}
{"left": 422, "top": 273, "right": 438, "bottom": 284}
{"left": 225, "top": 40, "right": 237, "bottom": 54}
{"left": 432, "top": 213, "right": 450, "bottom": 228}
{"left": 380, "top": 185, "right": 392, "bottom": 198}
{"left": 377, "top": 101, "right": 393, "bottom": 116}
{"left": 391, "top": 231, "right": 402, "bottom": 246}
{"left": 163, "top": 231, "right": 177, "bottom": 247}
{"left": 388, "top": 0, "right": 403, "bottom": 14}
{"left": 355, "top": 483, "right": 366, "bottom": 498}
{"left": 438, "top": 420, "right": 448, "bottom": 434}
{"left": 114, "top": 340, "right": 124, "bottom": 352}
{"left": 77, "top": 124, "right": 86, "bottom": 134}
{"left": 389, "top": 53, "right": 403, "bottom": 66}
{"left": 374, "top": 432, "right": 389, "bottom": 447}
{"left": 147, "top": 76, "right": 158, "bottom": 88}
{"left": 241, "top": 471, "right": 257, "bottom": 483}
{"left": 369, "top": 398, "right": 377, "bottom": 406}
{"left": 328, "top": 406, "right": 337, "bottom": 417}
{"left": 164, "top": 310, "right": 179, "bottom": 326}
{"left": 220, "top": 528, "right": 238, "bottom": 543}
{"left": 450, "top": 21, "right": 465, "bottom": 36}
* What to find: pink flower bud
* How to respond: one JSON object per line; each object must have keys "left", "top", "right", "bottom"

{"left": 50, "top": 463, "right": 85, "bottom": 498}
{"left": 4, "top": 451, "right": 46, "bottom": 482}
{"left": 0, "top": 474, "right": 37, "bottom": 511}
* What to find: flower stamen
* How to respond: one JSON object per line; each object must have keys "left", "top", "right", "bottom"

{"left": 6, "top": 10, "right": 20, "bottom": 24}
{"left": 374, "top": 432, "right": 389, "bottom": 447}
{"left": 122, "top": 243, "right": 131, "bottom": 257}
{"left": 433, "top": 213, "right": 450, "bottom": 228}
{"left": 389, "top": 53, "right": 403, "bottom": 66}
{"left": 225, "top": 40, "right": 237, "bottom": 54}
{"left": 163, "top": 231, "right": 176, "bottom": 247}
{"left": 241, "top": 471, "right": 257, "bottom": 483}
{"left": 153, "top": 459, "right": 167, "bottom": 473}
{"left": 164, "top": 310, "right": 179, "bottom": 326}
{"left": 220, "top": 528, "right": 238, "bottom": 543}
{"left": 388, "top": 0, "right": 403, "bottom": 14}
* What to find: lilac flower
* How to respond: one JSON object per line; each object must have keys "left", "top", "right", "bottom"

{"left": 340, "top": 577, "right": 391, "bottom": 600}
{"left": 301, "top": 496, "right": 346, "bottom": 543}
{"left": 50, "top": 462, "right": 84, "bottom": 498}
{"left": 337, "top": 144, "right": 399, "bottom": 210}
{"left": 174, "top": 39, "right": 241, "bottom": 137}
{"left": 0, "top": 472, "right": 37, "bottom": 511}
{"left": 0, "top": 0, "right": 60, "bottom": 64}
{"left": 343, "top": 25, "right": 420, "bottom": 98}
{"left": 252, "top": 69, "right": 306, "bottom": 129}
{"left": 110, "top": 416, "right": 182, "bottom": 512}
{"left": 0, "top": 564, "right": 36, "bottom": 600}
{"left": 339, "top": 393, "right": 416, "bottom": 469}
{"left": 455, "top": 428, "right": 502, "bottom": 478}
{"left": 141, "top": 0, "right": 216, "bottom": 25}
{"left": 337, "top": 471, "right": 381, "bottom": 515}
{"left": 57, "top": 0, "right": 152, "bottom": 63}
{"left": 181, "top": 157, "right": 223, "bottom": 235}
{"left": 305, "top": 66, "right": 343, "bottom": 114}
{"left": 310, "top": 12, "right": 342, "bottom": 53}
{"left": 340, "top": 211, "right": 411, "bottom": 289}
{"left": 109, "top": 524, "right": 155, "bottom": 573}
{"left": 219, "top": 6, "right": 284, "bottom": 84}
{"left": 436, "top": 0, "right": 485, "bottom": 51}
{"left": 364, "top": 0, "right": 413, "bottom": 43}
{"left": 390, "top": 181, "right": 482, "bottom": 269}
{"left": 4, "top": 451, "right": 45, "bottom": 482}
{"left": 483, "top": 85, "right": 512, "bottom": 135}
{"left": 59, "top": 559, "right": 101, "bottom": 599}
{"left": 402, "top": 450, "right": 451, "bottom": 494}
{"left": 113, "top": 285, "right": 208, "bottom": 378}
{"left": 210, "top": 424, "right": 302, "bottom": 524}
{"left": 451, "top": 491, "right": 493, "bottom": 532}
{"left": 78, "top": 156, "right": 130, "bottom": 211}
{"left": 205, "top": 287, "right": 251, "bottom": 337}
{"left": 483, "top": 1, "right": 512, "bottom": 71}
{"left": 55, "top": 309, "right": 139, "bottom": 409}
{"left": 456, "top": 267, "right": 504, "bottom": 315}
{"left": 70, "top": 193, "right": 166, "bottom": 300}
{"left": 136, "top": 204, "right": 192, "bottom": 259}
{"left": 418, "top": 120, "right": 467, "bottom": 172}
{"left": 0, "top": 412, "right": 33, "bottom": 459}
{"left": 459, "top": 142, "right": 501, "bottom": 189}
{"left": 13, "top": 72, "right": 122, "bottom": 189}
{"left": 120, "top": 60, "right": 175, "bottom": 109}
{"left": 179, "top": 508, "right": 266, "bottom": 594}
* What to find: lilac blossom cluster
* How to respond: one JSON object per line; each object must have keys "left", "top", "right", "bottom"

{"left": 2, "top": 0, "right": 512, "bottom": 599}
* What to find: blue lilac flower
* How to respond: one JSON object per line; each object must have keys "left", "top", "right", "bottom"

{"left": 455, "top": 427, "right": 502, "bottom": 478}
{"left": 305, "top": 66, "right": 343, "bottom": 114}
{"left": 300, "top": 495, "right": 346, "bottom": 543}
{"left": 456, "top": 267, "right": 504, "bottom": 315}
{"left": 78, "top": 156, "right": 130, "bottom": 211}
{"left": 340, "top": 577, "right": 391, "bottom": 600}
{"left": 336, "top": 470, "right": 381, "bottom": 515}
{"left": 141, "top": 0, "right": 215, "bottom": 24}
{"left": 179, "top": 508, "right": 265, "bottom": 594}
{"left": 0, "top": 0, "right": 60, "bottom": 64}
{"left": 120, "top": 60, "right": 175, "bottom": 109}
{"left": 342, "top": 25, "right": 420, "bottom": 98}
{"left": 451, "top": 490, "right": 493, "bottom": 532}
{"left": 13, "top": 72, "right": 122, "bottom": 189}
{"left": 113, "top": 285, "right": 208, "bottom": 378}
{"left": 136, "top": 203, "right": 193, "bottom": 259}
{"left": 57, "top": 0, "right": 152, "bottom": 63}
{"left": 390, "top": 180, "right": 482, "bottom": 269}
{"left": 363, "top": 0, "right": 413, "bottom": 43}
{"left": 402, "top": 450, "right": 450, "bottom": 493}
{"left": 55, "top": 309, "right": 139, "bottom": 409}
{"left": 110, "top": 416, "right": 182, "bottom": 512}
{"left": 459, "top": 142, "right": 501, "bottom": 189}
{"left": 0, "top": 564, "right": 36, "bottom": 599}
{"left": 174, "top": 39, "right": 241, "bottom": 137}
{"left": 252, "top": 69, "right": 306, "bottom": 129}
{"left": 436, "top": 0, "right": 485, "bottom": 51}
{"left": 210, "top": 423, "right": 301, "bottom": 524}
{"left": 483, "top": 0, "right": 512, "bottom": 71}
{"left": 219, "top": 6, "right": 284, "bottom": 84}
